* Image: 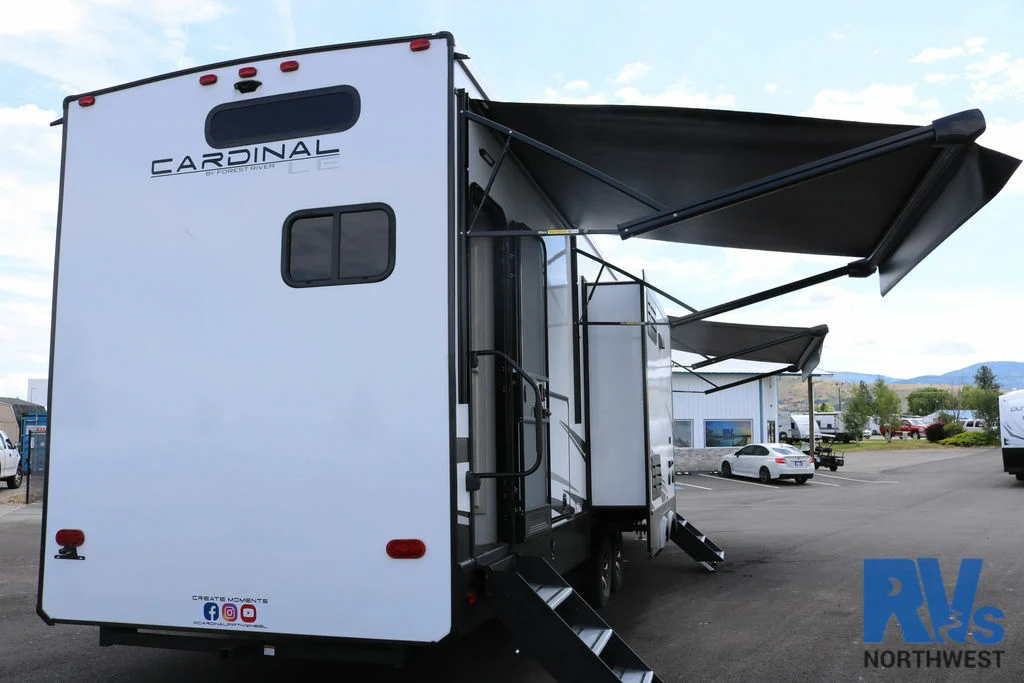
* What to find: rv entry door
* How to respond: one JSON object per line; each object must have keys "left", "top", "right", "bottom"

{"left": 496, "top": 233, "right": 551, "bottom": 545}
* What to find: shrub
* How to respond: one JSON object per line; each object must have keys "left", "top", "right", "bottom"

{"left": 943, "top": 422, "right": 965, "bottom": 438}
{"left": 924, "top": 422, "right": 946, "bottom": 443}
{"left": 939, "top": 431, "right": 990, "bottom": 447}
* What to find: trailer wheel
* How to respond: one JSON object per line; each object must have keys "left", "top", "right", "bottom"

{"left": 582, "top": 535, "right": 613, "bottom": 609}
{"left": 610, "top": 532, "right": 624, "bottom": 593}
{"left": 4, "top": 469, "right": 22, "bottom": 490}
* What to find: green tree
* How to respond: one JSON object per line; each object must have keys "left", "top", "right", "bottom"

{"left": 906, "top": 387, "right": 953, "bottom": 416}
{"left": 974, "top": 365, "right": 1000, "bottom": 391}
{"left": 871, "top": 378, "right": 902, "bottom": 443}
{"left": 840, "top": 382, "right": 873, "bottom": 440}
{"left": 818, "top": 401, "right": 834, "bottom": 412}
{"left": 966, "top": 366, "right": 1001, "bottom": 440}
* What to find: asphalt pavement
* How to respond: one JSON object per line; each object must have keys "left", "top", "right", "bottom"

{"left": 1, "top": 447, "right": 1021, "bottom": 682}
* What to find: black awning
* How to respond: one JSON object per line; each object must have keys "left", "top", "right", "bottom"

{"left": 475, "top": 101, "right": 1020, "bottom": 294}
{"left": 670, "top": 320, "right": 827, "bottom": 380}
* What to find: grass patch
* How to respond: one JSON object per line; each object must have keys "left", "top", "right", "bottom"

{"left": 791, "top": 438, "right": 953, "bottom": 452}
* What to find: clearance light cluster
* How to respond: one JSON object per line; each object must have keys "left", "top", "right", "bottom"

{"left": 199, "top": 59, "right": 300, "bottom": 86}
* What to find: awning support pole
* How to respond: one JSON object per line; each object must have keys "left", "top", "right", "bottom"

{"left": 462, "top": 110, "right": 669, "bottom": 213}
{"left": 704, "top": 367, "right": 796, "bottom": 395}
{"left": 617, "top": 122, "right": 948, "bottom": 239}
{"left": 576, "top": 249, "right": 700, "bottom": 314}
{"left": 671, "top": 259, "right": 873, "bottom": 328}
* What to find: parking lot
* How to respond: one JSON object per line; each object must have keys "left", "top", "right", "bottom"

{"left": 2, "top": 447, "right": 1022, "bottom": 682}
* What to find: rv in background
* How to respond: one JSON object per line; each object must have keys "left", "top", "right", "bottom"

{"left": 999, "top": 389, "right": 1024, "bottom": 481}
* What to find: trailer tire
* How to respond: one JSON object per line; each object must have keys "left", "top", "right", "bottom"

{"left": 582, "top": 536, "right": 613, "bottom": 609}
{"left": 759, "top": 467, "right": 771, "bottom": 484}
{"left": 610, "top": 532, "right": 624, "bottom": 593}
{"left": 4, "top": 469, "right": 22, "bottom": 490}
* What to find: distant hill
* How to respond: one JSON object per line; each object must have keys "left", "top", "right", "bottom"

{"left": 777, "top": 378, "right": 956, "bottom": 413}
{"left": 829, "top": 361, "right": 1024, "bottom": 390}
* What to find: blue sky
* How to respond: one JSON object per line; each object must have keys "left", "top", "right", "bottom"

{"left": 1, "top": 0, "right": 1022, "bottom": 397}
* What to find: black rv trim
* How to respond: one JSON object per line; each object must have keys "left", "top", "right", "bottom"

{"left": 570, "top": 237, "right": 582, "bottom": 425}
{"left": 446, "top": 37, "right": 465, "bottom": 639}
{"left": 280, "top": 202, "right": 396, "bottom": 288}
{"left": 60, "top": 32, "right": 455, "bottom": 104}
{"left": 204, "top": 85, "right": 361, "bottom": 149}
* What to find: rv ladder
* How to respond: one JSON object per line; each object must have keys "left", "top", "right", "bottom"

{"left": 487, "top": 555, "right": 662, "bottom": 683}
{"left": 669, "top": 515, "right": 725, "bottom": 571}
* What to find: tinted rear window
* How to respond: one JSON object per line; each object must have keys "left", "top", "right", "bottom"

{"left": 206, "top": 85, "right": 360, "bottom": 149}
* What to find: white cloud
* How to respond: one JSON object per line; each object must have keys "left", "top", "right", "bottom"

{"left": 565, "top": 80, "right": 590, "bottom": 91}
{"left": 803, "top": 83, "right": 941, "bottom": 124}
{"left": 0, "top": 0, "right": 231, "bottom": 92}
{"left": 764, "top": 82, "right": 778, "bottom": 93}
{"left": 614, "top": 62, "right": 651, "bottom": 83}
{"left": 909, "top": 37, "right": 986, "bottom": 64}
{"left": 829, "top": 32, "right": 845, "bottom": 40}
{"left": 615, "top": 80, "right": 735, "bottom": 108}
{"left": 977, "top": 119, "right": 1024, "bottom": 194}
{"left": 965, "top": 52, "right": 1024, "bottom": 103}
{"left": 924, "top": 73, "right": 955, "bottom": 83}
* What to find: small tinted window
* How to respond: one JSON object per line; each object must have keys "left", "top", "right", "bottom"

{"left": 283, "top": 204, "right": 395, "bottom": 287}
{"left": 206, "top": 86, "right": 360, "bottom": 149}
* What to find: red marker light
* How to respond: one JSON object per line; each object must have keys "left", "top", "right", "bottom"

{"left": 467, "top": 591, "right": 477, "bottom": 605}
{"left": 199, "top": 74, "right": 217, "bottom": 85}
{"left": 280, "top": 60, "right": 299, "bottom": 72}
{"left": 238, "top": 66, "right": 257, "bottom": 78}
{"left": 409, "top": 39, "right": 430, "bottom": 52}
{"left": 56, "top": 529, "right": 85, "bottom": 547}
{"left": 386, "top": 539, "right": 426, "bottom": 559}
{"left": 78, "top": 96, "right": 95, "bottom": 107}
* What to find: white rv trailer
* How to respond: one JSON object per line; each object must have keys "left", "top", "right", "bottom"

{"left": 38, "top": 32, "right": 1019, "bottom": 681}
{"left": 999, "top": 389, "right": 1024, "bottom": 480}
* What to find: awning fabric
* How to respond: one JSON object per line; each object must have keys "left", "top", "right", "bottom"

{"left": 670, "top": 320, "right": 828, "bottom": 380}
{"left": 476, "top": 101, "right": 1020, "bottom": 295}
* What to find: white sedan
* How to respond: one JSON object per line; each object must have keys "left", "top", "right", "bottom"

{"left": 719, "top": 443, "right": 815, "bottom": 485}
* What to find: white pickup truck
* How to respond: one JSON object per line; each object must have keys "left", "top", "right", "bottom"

{"left": 1, "top": 430, "right": 22, "bottom": 489}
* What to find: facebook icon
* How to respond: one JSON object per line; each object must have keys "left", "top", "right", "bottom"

{"left": 203, "top": 602, "right": 220, "bottom": 621}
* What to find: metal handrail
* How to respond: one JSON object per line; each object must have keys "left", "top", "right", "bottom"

{"left": 465, "top": 349, "right": 546, "bottom": 490}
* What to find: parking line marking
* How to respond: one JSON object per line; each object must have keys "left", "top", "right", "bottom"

{"left": 677, "top": 482, "right": 713, "bottom": 491}
{"left": 699, "top": 473, "right": 776, "bottom": 489}
{"left": 815, "top": 473, "right": 875, "bottom": 483}
{"left": 807, "top": 480, "right": 840, "bottom": 487}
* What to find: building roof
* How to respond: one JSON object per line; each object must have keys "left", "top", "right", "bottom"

{"left": 0, "top": 397, "right": 47, "bottom": 428}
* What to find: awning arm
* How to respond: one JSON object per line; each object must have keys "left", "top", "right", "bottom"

{"left": 617, "top": 109, "right": 986, "bottom": 239}
{"left": 689, "top": 325, "right": 829, "bottom": 370}
{"left": 670, "top": 258, "right": 875, "bottom": 328}
{"left": 576, "top": 249, "right": 699, "bottom": 314}
{"left": 462, "top": 109, "right": 668, "bottom": 224}
{"left": 673, "top": 360, "right": 719, "bottom": 389}
{"left": 704, "top": 367, "right": 796, "bottom": 395}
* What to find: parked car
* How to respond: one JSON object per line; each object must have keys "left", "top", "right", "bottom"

{"left": 882, "top": 417, "right": 935, "bottom": 439}
{"left": 720, "top": 443, "right": 815, "bottom": 484}
{"left": 963, "top": 419, "right": 985, "bottom": 433}
{"left": 1, "top": 429, "right": 22, "bottom": 489}
{"left": 862, "top": 429, "right": 873, "bottom": 439}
